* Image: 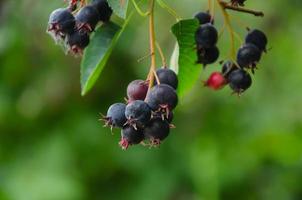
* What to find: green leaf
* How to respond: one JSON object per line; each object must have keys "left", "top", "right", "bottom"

{"left": 80, "top": 22, "right": 122, "bottom": 96}
{"left": 107, "top": 0, "right": 129, "bottom": 19}
{"left": 171, "top": 19, "right": 201, "bottom": 97}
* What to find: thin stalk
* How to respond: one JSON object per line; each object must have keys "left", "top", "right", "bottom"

{"left": 147, "top": 0, "right": 156, "bottom": 89}
{"left": 156, "top": 41, "right": 167, "bottom": 67}
{"left": 221, "top": 1, "right": 264, "bottom": 17}
{"left": 131, "top": 0, "right": 150, "bottom": 17}
{"left": 156, "top": 0, "right": 181, "bottom": 21}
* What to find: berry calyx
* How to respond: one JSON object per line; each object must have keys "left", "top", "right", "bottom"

{"left": 197, "top": 46, "right": 220, "bottom": 66}
{"left": 66, "top": 30, "right": 90, "bottom": 55}
{"left": 143, "top": 119, "right": 170, "bottom": 146}
{"left": 102, "top": 103, "right": 127, "bottom": 129}
{"left": 195, "top": 23, "right": 218, "bottom": 48}
{"left": 245, "top": 29, "right": 268, "bottom": 52}
{"left": 227, "top": 69, "right": 252, "bottom": 94}
{"left": 155, "top": 68, "right": 178, "bottom": 89}
{"left": 125, "top": 100, "right": 151, "bottom": 128}
{"left": 75, "top": 5, "right": 100, "bottom": 33}
{"left": 237, "top": 43, "right": 262, "bottom": 71}
{"left": 126, "top": 80, "right": 149, "bottom": 102}
{"left": 204, "top": 72, "right": 227, "bottom": 90}
{"left": 194, "top": 11, "right": 213, "bottom": 25}
{"left": 92, "top": 0, "right": 113, "bottom": 22}
{"left": 119, "top": 126, "right": 144, "bottom": 150}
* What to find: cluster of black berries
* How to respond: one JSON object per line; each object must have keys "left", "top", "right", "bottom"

{"left": 102, "top": 67, "right": 179, "bottom": 149}
{"left": 194, "top": 11, "right": 219, "bottom": 67}
{"left": 47, "top": 0, "right": 112, "bottom": 55}
{"left": 204, "top": 29, "right": 268, "bottom": 95}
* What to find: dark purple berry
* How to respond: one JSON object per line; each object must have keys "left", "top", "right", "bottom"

{"left": 143, "top": 119, "right": 170, "bottom": 146}
{"left": 194, "top": 12, "right": 212, "bottom": 25}
{"left": 75, "top": 5, "right": 100, "bottom": 33}
{"left": 127, "top": 80, "right": 149, "bottom": 102}
{"left": 102, "top": 103, "right": 127, "bottom": 128}
{"left": 145, "top": 84, "right": 178, "bottom": 114}
{"left": 155, "top": 68, "right": 178, "bottom": 90}
{"left": 231, "top": 0, "right": 246, "bottom": 6}
{"left": 66, "top": 30, "right": 90, "bottom": 55}
{"left": 237, "top": 43, "right": 262, "bottom": 71}
{"left": 221, "top": 60, "right": 237, "bottom": 77}
{"left": 47, "top": 8, "right": 75, "bottom": 40}
{"left": 119, "top": 126, "right": 144, "bottom": 149}
{"left": 197, "top": 46, "right": 219, "bottom": 66}
{"left": 92, "top": 0, "right": 113, "bottom": 22}
{"left": 152, "top": 111, "right": 174, "bottom": 123}
{"left": 227, "top": 69, "right": 252, "bottom": 94}
{"left": 195, "top": 24, "right": 218, "bottom": 48}
{"left": 245, "top": 29, "right": 268, "bottom": 52}
{"left": 125, "top": 100, "right": 151, "bottom": 128}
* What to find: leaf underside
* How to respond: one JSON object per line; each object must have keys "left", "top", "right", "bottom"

{"left": 107, "top": 0, "right": 129, "bottom": 19}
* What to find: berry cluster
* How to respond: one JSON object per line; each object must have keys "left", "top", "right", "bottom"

{"left": 47, "top": 0, "right": 112, "bottom": 55}
{"left": 102, "top": 67, "right": 179, "bottom": 149}
{"left": 194, "top": 12, "right": 219, "bottom": 67}
{"left": 205, "top": 29, "right": 268, "bottom": 95}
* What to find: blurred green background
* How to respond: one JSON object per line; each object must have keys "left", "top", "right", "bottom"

{"left": 1, "top": 0, "right": 302, "bottom": 199}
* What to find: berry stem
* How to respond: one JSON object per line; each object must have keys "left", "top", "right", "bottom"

{"left": 155, "top": 41, "right": 167, "bottom": 67}
{"left": 131, "top": 0, "right": 150, "bottom": 17}
{"left": 147, "top": 0, "right": 156, "bottom": 90}
{"left": 220, "top": 1, "right": 264, "bottom": 17}
{"left": 156, "top": 0, "right": 181, "bottom": 21}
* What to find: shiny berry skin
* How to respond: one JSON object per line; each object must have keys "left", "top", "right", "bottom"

{"left": 204, "top": 72, "right": 227, "bottom": 90}
{"left": 194, "top": 12, "right": 212, "bottom": 25}
{"left": 47, "top": 8, "right": 75, "bottom": 39}
{"left": 66, "top": 30, "right": 90, "bottom": 55}
{"left": 92, "top": 0, "right": 113, "bottom": 22}
{"left": 155, "top": 68, "right": 178, "bottom": 90}
{"left": 103, "top": 103, "right": 127, "bottom": 128}
{"left": 143, "top": 119, "right": 170, "bottom": 145}
{"left": 221, "top": 60, "right": 236, "bottom": 77}
{"left": 75, "top": 5, "right": 100, "bottom": 32}
{"left": 195, "top": 24, "right": 218, "bottom": 48}
{"left": 245, "top": 29, "right": 268, "bottom": 52}
{"left": 145, "top": 84, "right": 178, "bottom": 112}
{"left": 237, "top": 43, "right": 262, "bottom": 69}
{"left": 127, "top": 80, "right": 149, "bottom": 102}
{"left": 197, "top": 46, "right": 219, "bottom": 66}
{"left": 125, "top": 100, "right": 151, "bottom": 128}
{"left": 227, "top": 69, "right": 252, "bottom": 94}
{"left": 119, "top": 126, "right": 144, "bottom": 149}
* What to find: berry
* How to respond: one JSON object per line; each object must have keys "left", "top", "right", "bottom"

{"left": 204, "top": 72, "right": 227, "bottom": 90}
{"left": 125, "top": 100, "right": 151, "bottom": 128}
{"left": 145, "top": 84, "right": 178, "bottom": 113}
{"left": 66, "top": 30, "right": 90, "bottom": 55}
{"left": 127, "top": 80, "right": 149, "bottom": 102}
{"left": 195, "top": 24, "right": 218, "bottom": 48}
{"left": 221, "top": 60, "right": 237, "bottom": 77}
{"left": 228, "top": 69, "right": 252, "bottom": 94}
{"left": 92, "top": 0, "right": 113, "bottom": 22}
{"left": 155, "top": 68, "right": 178, "bottom": 89}
{"left": 245, "top": 29, "right": 268, "bottom": 52}
{"left": 119, "top": 126, "right": 144, "bottom": 149}
{"left": 231, "top": 0, "right": 246, "bottom": 6}
{"left": 102, "top": 103, "right": 127, "bottom": 128}
{"left": 197, "top": 46, "right": 219, "bottom": 66}
{"left": 237, "top": 43, "right": 262, "bottom": 71}
{"left": 194, "top": 11, "right": 212, "bottom": 25}
{"left": 75, "top": 5, "right": 100, "bottom": 33}
{"left": 143, "top": 119, "right": 170, "bottom": 145}
{"left": 47, "top": 8, "right": 75, "bottom": 40}
{"left": 153, "top": 111, "right": 174, "bottom": 123}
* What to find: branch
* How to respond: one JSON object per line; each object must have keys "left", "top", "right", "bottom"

{"left": 219, "top": 1, "right": 264, "bottom": 17}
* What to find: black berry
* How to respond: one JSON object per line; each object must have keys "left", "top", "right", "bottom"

{"left": 152, "top": 111, "right": 174, "bottom": 123}
{"left": 237, "top": 43, "right": 262, "bottom": 70}
{"left": 197, "top": 46, "right": 219, "bottom": 66}
{"left": 194, "top": 11, "right": 212, "bottom": 25}
{"left": 127, "top": 80, "right": 149, "bottom": 102}
{"left": 155, "top": 68, "right": 178, "bottom": 90}
{"left": 245, "top": 29, "right": 268, "bottom": 52}
{"left": 75, "top": 5, "right": 100, "bottom": 33}
{"left": 66, "top": 30, "right": 90, "bottom": 55}
{"left": 102, "top": 103, "right": 127, "bottom": 128}
{"left": 195, "top": 23, "right": 218, "bottom": 48}
{"left": 143, "top": 119, "right": 170, "bottom": 145}
{"left": 92, "top": 0, "right": 113, "bottom": 22}
{"left": 145, "top": 84, "right": 178, "bottom": 113}
{"left": 228, "top": 69, "right": 252, "bottom": 94}
{"left": 119, "top": 126, "right": 144, "bottom": 149}
{"left": 221, "top": 60, "right": 237, "bottom": 77}
{"left": 125, "top": 100, "right": 151, "bottom": 128}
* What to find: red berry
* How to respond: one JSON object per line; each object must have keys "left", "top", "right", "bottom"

{"left": 204, "top": 72, "right": 226, "bottom": 90}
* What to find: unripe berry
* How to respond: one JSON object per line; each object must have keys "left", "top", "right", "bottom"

{"left": 204, "top": 72, "right": 227, "bottom": 90}
{"left": 245, "top": 29, "right": 268, "bottom": 52}
{"left": 197, "top": 46, "right": 219, "bottom": 66}
{"left": 228, "top": 69, "right": 252, "bottom": 94}
{"left": 155, "top": 68, "right": 178, "bottom": 90}
{"left": 119, "top": 126, "right": 144, "bottom": 149}
{"left": 127, "top": 80, "right": 149, "bottom": 102}
{"left": 143, "top": 119, "right": 170, "bottom": 146}
{"left": 125, "top": 100, "right": 151, "bottom": 128}
{"left": 195, "top": 24, "right": 218, "bottom": 48}
{"left": 75, "top": 5, "right": 100, "bottom": 33}
{"left": 92, "top": 0, "right": 113, "bottom": 22}
{"left": 66, "top": 30, "right": 90, "bottom": 55}
{"left": 237, "top": 43, "right": 261, "bottom": 70}
{"left": 194, "top": 11, "right": 212, "bottom": 25}
{"left": 102, "top": 103, "right": 127, "bottom": 128}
